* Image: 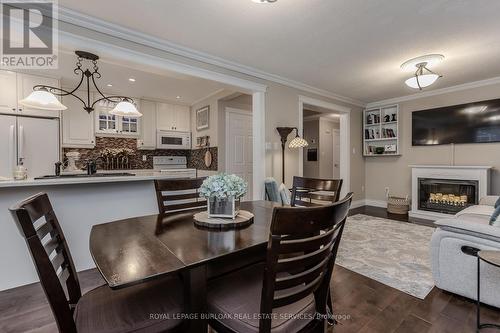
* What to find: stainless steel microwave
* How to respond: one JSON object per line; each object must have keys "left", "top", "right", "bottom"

{"left": 156, "top": 130, "right": 191, "bottom": 150}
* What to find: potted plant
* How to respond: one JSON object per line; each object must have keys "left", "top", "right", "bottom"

{"left": 200, "top": 173, "right": 247, "bottom": 219}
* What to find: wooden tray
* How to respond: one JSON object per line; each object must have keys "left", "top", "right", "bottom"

{"left": 193, "top": 210, "right": 254, "bottom": 230}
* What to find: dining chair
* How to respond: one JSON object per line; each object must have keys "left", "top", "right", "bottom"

{"left": 154, "top": 178, "right": 207, "bottom": 215}
{"left": 9, "top": 192, "right": 185, "bottom": 333}
{"left": 290, "top": 176, "right": 343, "bottom": 207}
{"left": 206, "top": 192, "right": 353, "bottom": 333}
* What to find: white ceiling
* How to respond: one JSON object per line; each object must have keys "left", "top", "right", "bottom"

{"left": 58, "top": 0, "right": 500, "bottom": 104}
{"left": 25, "top": 50, "right": 230, "bottom": 105}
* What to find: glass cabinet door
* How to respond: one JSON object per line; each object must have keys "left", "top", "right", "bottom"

{"left": 121, "top": 117, "right": 138, "bottom": 134}
{"left": 97, "top": 111, "right": 118, "bottom": 133}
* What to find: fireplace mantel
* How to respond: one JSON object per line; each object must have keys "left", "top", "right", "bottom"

{"left": 409, "top": 165, "right": 492, "bottom": 220}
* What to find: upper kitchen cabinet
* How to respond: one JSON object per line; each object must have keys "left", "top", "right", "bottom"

{"left": 0, "top": 70, "right": 18, "bottom": 115}
{"left": 94, "top": 98, "right": 140, "bottom": 137}
{"left": 61, "top": 90, "right": 95, "bottom": 148}
{"left": 137, "top": 99, "right": 156, "bottom": 150}
{"left": 156, "top": 102, "right": 190, "bottom": 132}
{"left": 17, "top": 73, "right": 60, "bottom": 118}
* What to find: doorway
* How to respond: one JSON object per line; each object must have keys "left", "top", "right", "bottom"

{"left": 298, "top": 96, "right": 351, "bottom": 198}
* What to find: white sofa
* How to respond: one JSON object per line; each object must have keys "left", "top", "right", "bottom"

{"left": 431, "top": 196, "right": 500, "bottom": 308}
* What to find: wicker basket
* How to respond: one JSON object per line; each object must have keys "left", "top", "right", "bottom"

{"left": 387, "top": 195, "right": 410, "bottom": 215}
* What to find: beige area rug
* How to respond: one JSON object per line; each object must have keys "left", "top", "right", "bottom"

{"left": 336, "top": 214, "right": 435, "bottom": 299}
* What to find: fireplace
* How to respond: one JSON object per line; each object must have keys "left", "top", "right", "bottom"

{"left": 418, "top": 178, "right": 478, "bottom": 214}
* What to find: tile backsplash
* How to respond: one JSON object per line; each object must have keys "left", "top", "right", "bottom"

{"left": 62, "top": 137, "right": 217, "bottom": 171}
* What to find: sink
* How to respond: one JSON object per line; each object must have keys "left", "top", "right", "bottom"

{"left": 35, "top": 172, "right": 136, "bottom": 180}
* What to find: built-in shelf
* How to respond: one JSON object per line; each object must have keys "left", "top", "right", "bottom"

{"left": 363, "top": 104, "right": 400, "bottom": 157}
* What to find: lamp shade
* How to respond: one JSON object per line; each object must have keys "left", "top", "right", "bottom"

{"left": 109, "top": 101, "right": 142, "bottom": 117}
{"left": 288, "top": 136, "right": 308, "bottom": 149}
{"left": 19, "top": 90, "right": 67, "bottom": 111}
{"left": 405, "top": 73, "right": 439, "bottom": 89}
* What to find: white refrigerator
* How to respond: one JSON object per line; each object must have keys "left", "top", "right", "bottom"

{"left": 0, "top": 115, "right": 60, "bottom": 179}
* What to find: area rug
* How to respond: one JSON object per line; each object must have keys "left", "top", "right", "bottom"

{"left": 336, "top": 214, "right": 435, "bottom": 299}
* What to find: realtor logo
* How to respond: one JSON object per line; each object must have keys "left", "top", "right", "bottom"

{"left": 1, "top": 0, "right": 58, "bottom": 68}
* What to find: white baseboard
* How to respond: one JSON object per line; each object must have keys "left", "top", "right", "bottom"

{"left": 350, "top": 199, "right": 366, "bottom": 209}
{"left": 364, "top": 199, "right": 387, "bottom": 208}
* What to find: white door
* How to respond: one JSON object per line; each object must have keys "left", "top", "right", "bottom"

{"left": 18, "top": 117, "right": 60, "bottom": 178}
{"left": 0, "top": 115, "right": 17, "bottom": 178}
{"left": 18, "top": 73, "right": 60, "bottom": 118}
{"left": 333, "top": 129, "right": 340, "bottom": 178}
{"left": 61, "top": 91, "right": 95, "bottom": 148}
{"left": 0, "top": 70, "right": 18, "bottom": 115}
{"left": 226, "top": 109, "right": 253, "bottom": 201}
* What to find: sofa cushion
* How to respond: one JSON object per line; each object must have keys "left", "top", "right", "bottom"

{"left": 455, "top": 205, "right": 494, "bottom": 223}
{"left": 434, "top": 218, "right": 500, "bottom": 242}
{"left": 278, "top": 183, "right": 291, "bottom": 205}
{"left": 479, "top": 195, "right": 500, "bottom": 207}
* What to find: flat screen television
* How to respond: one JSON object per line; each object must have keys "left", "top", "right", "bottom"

{"left": 412, "top": 98, "right": 500, "bottom": 146}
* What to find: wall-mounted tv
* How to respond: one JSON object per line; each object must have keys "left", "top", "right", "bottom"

{"left": 412, "top": 98, "right": 500, "bottom": 146}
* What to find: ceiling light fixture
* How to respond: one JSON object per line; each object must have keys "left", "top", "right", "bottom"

{"left": 107, "top": 84, "right": 113, "bottom": 87}
{"left": 176, "top": 96, "right": 181, "bottom": 99}
{"left": 401, "top": 54, "right": 444, "bottom": 90}
{"left": 128, "top": 78, "right": 136, "bottom": 82}
{"left": 19, "top": 51, "right": 141, "bottom": 117}
{"left": 252, "top": 0, "right": 277, "bottom": 3}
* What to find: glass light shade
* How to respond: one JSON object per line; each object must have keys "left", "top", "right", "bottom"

{"left": 19, "top": 90, "right": 67, "bottom": 111}
{"left": 288, "top": 136, "right": 308, "bottom": 149}
{"left": 405, "top": 74, "right": 439, "bottom": 89}
{"left": 109, "top": 101, "right": 142, "bottom": 117}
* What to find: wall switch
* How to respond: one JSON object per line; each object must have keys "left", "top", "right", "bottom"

{"left": 142, "top": 155, "right": 147, "bottom": 162}
{"left": 352, "top": 148, "right": 356, "bottom": 154}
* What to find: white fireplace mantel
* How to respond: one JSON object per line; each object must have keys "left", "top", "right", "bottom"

{"left": 409, "top": 165, "right": 492, "bottom": 220}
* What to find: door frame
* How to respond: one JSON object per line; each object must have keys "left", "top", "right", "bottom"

{"left": 298, "top": 95, "right": 351, "bottom": 199}
{"left": 225, "top": 107, "right": 253, "bottom": 200}
{"left": 332, "top": 128, "right": 340, "bottom": 178}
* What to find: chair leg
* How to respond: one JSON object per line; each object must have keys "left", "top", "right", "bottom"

{"left": 326, "top": 288, "right": 337, "bottom": 326}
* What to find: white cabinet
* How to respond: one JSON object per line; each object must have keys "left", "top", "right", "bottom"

{"left": 94, "top": 98, "right": 140, "bottom": 137}
{"left": 0, "top": 71, "right": 18, "bottom": 115}
{"left": 0, "top": 70, "right": 60, "bottom": 117}
{"left": 137, "top": 99, "right": 156, "bottom": 150}
{"left": 156, "top": 102, "right": 190, "bottom": 132}
{"left": 61, "top": 91, "right": 95, "bottom": 148}
{"left": 17, "top": 74, "right": 60, "bottom": 118}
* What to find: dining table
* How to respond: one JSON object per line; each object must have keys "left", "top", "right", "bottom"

{"left": 89, "top": 200, "right": 281, "bottom": 332}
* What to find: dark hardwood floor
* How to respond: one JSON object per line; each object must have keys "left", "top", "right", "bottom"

{"left": 1, "top": 206, "right": 499, "bottom": 333}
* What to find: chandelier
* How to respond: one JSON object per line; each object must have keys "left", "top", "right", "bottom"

{"left": 19, "top": 51, "right": 142, "bottom": 117}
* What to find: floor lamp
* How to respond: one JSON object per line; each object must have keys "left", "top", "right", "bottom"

{"left": 276, "top": 127, "right": 309, "bottom": 184}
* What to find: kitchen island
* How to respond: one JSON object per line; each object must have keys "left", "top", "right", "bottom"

{"left": 0, "top": 170, "right": 196, "bottom": 291}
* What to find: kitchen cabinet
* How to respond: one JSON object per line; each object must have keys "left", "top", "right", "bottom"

{"left": 0, "top": 70, "right": 18, "bottom": 115}
{"left": 156, "top": 102, "right": 190, "bottom": 132}
{"left": 94, "top": 98, "right": 140, "bottom": 137}
{"left": 0, "top": 70, "right": 61, "bottom": 118}
{"left": 17, "top": 73, "right": 60, "bottom": 118}
{"left": 137, "top": 99, "right": 156, "bottom": 150}
{"left": 61, "top": 90, "right": 95, "bottom": 148}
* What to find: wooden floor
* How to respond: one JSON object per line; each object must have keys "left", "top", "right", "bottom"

{"left": 1, "top": 206, "right": 499, "bottom": 333}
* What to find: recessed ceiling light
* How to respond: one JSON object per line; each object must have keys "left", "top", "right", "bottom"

{"left": 107, "top": 84, "right": 113, "bottom": 87}
{"left": 252, "top": 0, "right": 277, "bottom": 3}
{"left": 176, "top": 96, "right": 181, "bottom": 99}
{"left": 128, "top": 78, "right": 136, "bottom": 82}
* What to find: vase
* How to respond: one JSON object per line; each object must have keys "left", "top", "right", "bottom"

{"left": 207, "top": 196, "right": 240, "bottom": 219}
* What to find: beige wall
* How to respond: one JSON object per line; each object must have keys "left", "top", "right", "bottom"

{"left": 365, "top": 82, "right": 500, "bottom": 201}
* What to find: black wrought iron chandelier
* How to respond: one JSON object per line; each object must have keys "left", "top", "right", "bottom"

{"left": 19, "top": 51, "right": 142, "bottom": 117}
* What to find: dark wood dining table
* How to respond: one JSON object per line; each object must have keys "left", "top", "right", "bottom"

{"left": 89, "top": 200, "right": 280, "bottom": 332}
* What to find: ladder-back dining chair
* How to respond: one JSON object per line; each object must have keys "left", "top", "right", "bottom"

{"left": 290, "top": 176, "right": 343, "bottom": 207}
{"left": 154, "top": 178, "right": 207, "bottom": 215}
{"left": 206, "top": 192, "right": 353, "bottom": 332}
{"left": 9, "top": 192, "right": 185, "bottom": 333}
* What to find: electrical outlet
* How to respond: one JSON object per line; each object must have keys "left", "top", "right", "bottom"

{"left": 142, "top": 155, "right": 147, "bottom": 162}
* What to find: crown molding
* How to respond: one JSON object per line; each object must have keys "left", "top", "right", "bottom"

{"left": 190, "top": 88, "right": 227, "bottom": 107}
{"left": 56, "top": 7, "right": 366, "bottom": 107}
{"left": 366, "top": 76, "right": 500, "bottom": 108}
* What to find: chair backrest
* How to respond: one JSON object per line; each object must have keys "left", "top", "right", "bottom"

{"left": 9, "top": 193, "right": 80, "bottom": 333}
{"left": 290, "top": 176, "right": 343, "bottom": 207}
{"left": 259, "top": 192, "right": 353, "bottom": 332}
{"left": 154, "top": 178, "right": 207, "bottom": 215}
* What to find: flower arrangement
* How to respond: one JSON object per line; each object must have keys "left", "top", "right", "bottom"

{"left": 200, "top": 173, "right": 247, "bottom": 199}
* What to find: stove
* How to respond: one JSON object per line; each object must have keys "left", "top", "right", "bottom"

{"left": 153, "top": 156, "right": 197, "bottom": 178}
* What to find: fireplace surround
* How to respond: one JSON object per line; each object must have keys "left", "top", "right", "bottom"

{"left": 410, "top": 165, "right": 491, "bottom": 220}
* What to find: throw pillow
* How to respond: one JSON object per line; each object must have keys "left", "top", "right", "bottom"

{"left": 490, "top": 205, "right": 500, "bottom": 226}
{"left": 278, "top": 183, "right": 291, "bottom": 205}
{"left": 495, "top": 197, "right": 500, "bottom": 208}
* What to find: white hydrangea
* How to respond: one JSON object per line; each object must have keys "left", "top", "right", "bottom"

{"left": 200, "top": 173, "right": 247, "bottom": 199}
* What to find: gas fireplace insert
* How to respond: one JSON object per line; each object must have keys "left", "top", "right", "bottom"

{"left": 418, "top": 178, "right": 478, "bottom": 215}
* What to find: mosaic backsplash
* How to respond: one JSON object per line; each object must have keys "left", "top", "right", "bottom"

{"left": 62, "top": 137, "right": 217, "bottom": 171}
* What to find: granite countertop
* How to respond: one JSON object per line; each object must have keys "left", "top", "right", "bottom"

{"left": 0, "top": 169, "right": 196, "bottom": 188}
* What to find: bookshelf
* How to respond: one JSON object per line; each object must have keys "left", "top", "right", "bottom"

{"left": 363, "top": 104, "right": 400, "bottom": 156}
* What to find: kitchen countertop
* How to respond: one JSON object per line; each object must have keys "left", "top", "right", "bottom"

{"left": 0, "top": 169, "right": 196, "bottom": 188}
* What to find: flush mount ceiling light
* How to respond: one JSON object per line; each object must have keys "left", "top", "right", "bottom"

{"left": 252, "top": 0, "right": 277, "bottom": 3}
{"left": 401, "top": 54, "right": 444, "bottom": 90}
{"left": 20, "top": 51, "right": 141, "bottom": 117}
